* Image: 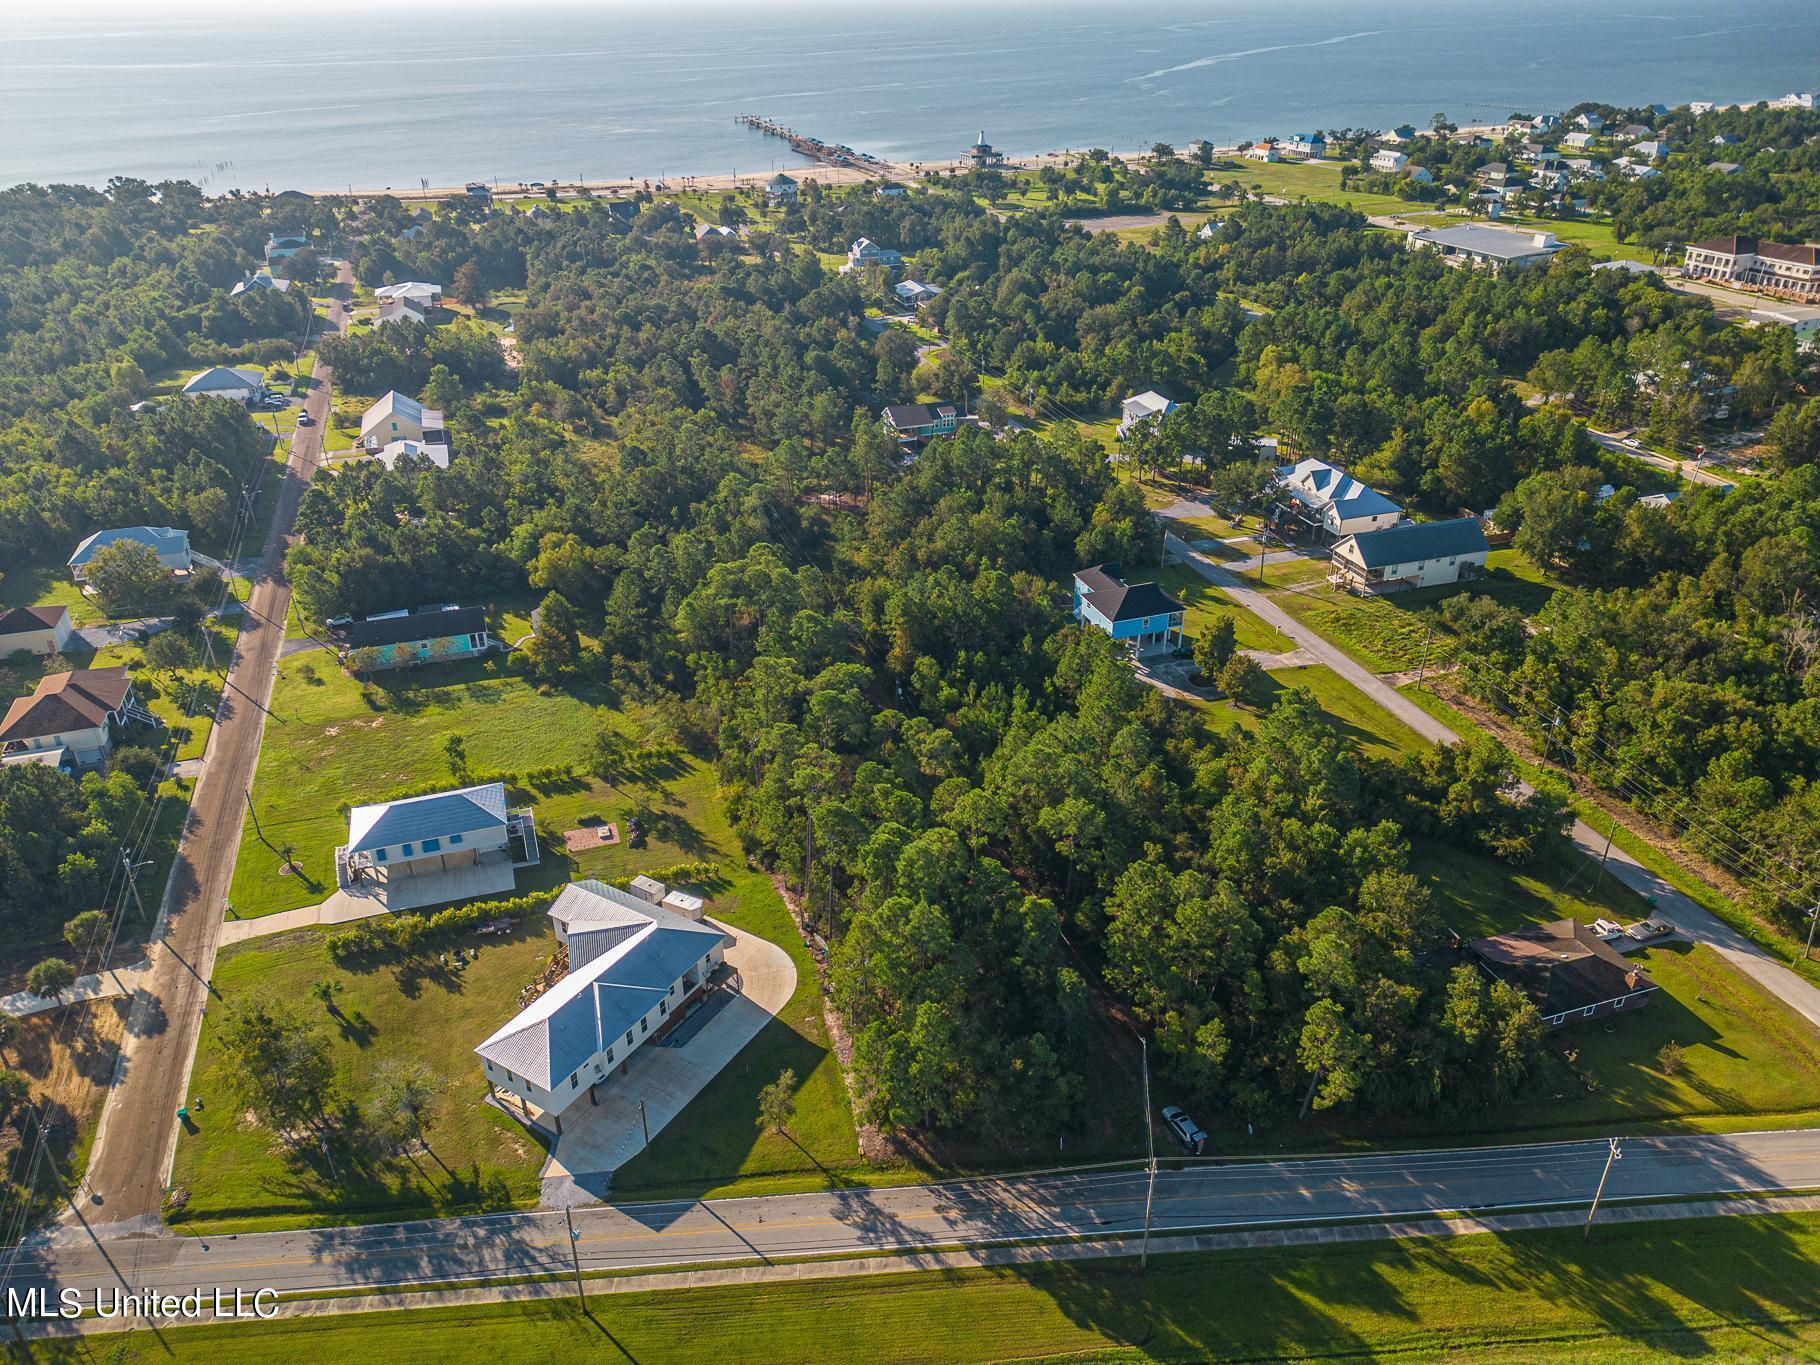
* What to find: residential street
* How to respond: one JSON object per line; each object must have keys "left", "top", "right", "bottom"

{"left": 1162, "top": 527, "right": 1820, "bottom": 1035}
{"left": 17, "top": 1128, "right": 1820, "bottom": 1319}
{"left": 71, "top": 266, "right": 351, "bottom": 1234}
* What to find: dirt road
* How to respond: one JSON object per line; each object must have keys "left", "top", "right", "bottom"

{"left": 72, "top": 263, "right": 350, "bottom": 1234}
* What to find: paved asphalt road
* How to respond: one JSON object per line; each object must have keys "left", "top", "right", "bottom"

{"left": 1162, "top": 527, "right": 1820, "bottom": 1036}
{"left": 72, "top": 266, "right": 350, "bottom": 1234}
{"left": 16, "top": 1129, "right": 1820, "bottom": 1301}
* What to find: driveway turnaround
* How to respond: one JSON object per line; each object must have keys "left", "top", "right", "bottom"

{"left": 538, "top": 917, "right": 797, "bottom": 1206}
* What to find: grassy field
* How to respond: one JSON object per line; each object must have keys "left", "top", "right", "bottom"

{"left": 168, "top": 924, "right": 557, "bottom": 1228}
{"left": 82, "top": 1211, "right": 1820, "bottom": 1362}
{"left": 1264, "top": 665, "right": 1430, "bottom": 756}
{"left": 226, "top": 648, "right": 605, "bottom": 919}
{"left": 1151, "top": 563, "right": 1294, "bottom": 654}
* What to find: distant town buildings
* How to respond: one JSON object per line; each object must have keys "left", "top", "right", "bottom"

{"left": 1682, "top": 235, "right": 1820, "bottom": 298}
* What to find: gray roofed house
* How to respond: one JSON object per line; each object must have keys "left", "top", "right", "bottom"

{"left": 338, "top": 780, "right": 537, "bottom": 910}
{"left": 1278, "top": 457, "right": 1403, "bottom": 538}
{"left": 476, "top": 879, "right": 732, "bottom": 1129}
{"left": 67, "top": 525, "right": 195, "bottom": 581}
{"left": 1407, "top": 224, "right": 1562, "bottom": 270}
{"left": 181, "top": 366, "right": 268, "bottom": 403}
{"left": 881, "top": 402, "right": 960, "bottom": 444}
{"left": 360, "top": 390, "right": 445, "bottom": 450}
{"left": 230, "top": 269, "right": 293, "bottom": 296}
{"left": 1330, "top": 517, "right": 1489, "bottom": 593}
{"left": 1072, "top": 564, "right": 1185, "bottom": 656}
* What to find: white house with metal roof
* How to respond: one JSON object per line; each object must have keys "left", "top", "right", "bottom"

{"left": 1330, "top": 517, "right": 1489, "bottom": 593}
{"left": 336, "top": 780, "right": 538, "bottom": 909}
{"left": 1278, "top": 458, "right": 1403, "bottom": 539}
{"left": 1117, "top": 390, "right": 1177, "bottom": 438}
{"left": 374, "top": 281, "right": 443, "bottom": 308}
{"left": 476, "top": 880, "right": 731, "bottom": 1128}
{"left": 360, "top": 391, "right": 445, "bottom": 450}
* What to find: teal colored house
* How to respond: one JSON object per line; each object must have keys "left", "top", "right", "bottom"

{"left": 332, "top": 605, "right": 492, "bottom": 671}
{"left": 1072, "top": 564, "right": 1185, "bottom": 657}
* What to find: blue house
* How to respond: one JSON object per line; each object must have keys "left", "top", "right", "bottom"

{"left": 1072, "top": 563, "right": 1185, "bottom": 657}
{"left": 881, "top": 402, "right": 960, "bottom": 444}
{"left": 330, "top": 604, "right": 492, "bottom": 671}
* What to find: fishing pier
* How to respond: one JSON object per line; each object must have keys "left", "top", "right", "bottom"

{"left": 737, "top": 115, "right": 891, "bottom": 172}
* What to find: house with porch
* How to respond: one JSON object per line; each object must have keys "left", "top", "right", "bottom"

{"left": 336, "top": 780, "right": 538, "bottom": 910}
{"left": 264, "top": 232, "right": 307, "bottom": 263}
{"left": 1682, "top": 235, "right": 1820, "bottom": 298}
{"left": 1469, "top": 919, "right": 1657, "bottom": 1027}
{"left": 1072, "top": 564, "right": 1185, "bottom": 657}
{"left": 476, "top": 879, "right": 731, "bottom": 1131}
{"left": 0, "top": 665, "right": 156, "bottom": 769}
{"left": 1117, "top": 390, "right": 1176, "bottom": 438}
{"left": 1278, "top": 458, "right": 1403, "bottom": 539}
{"left": 375, "top": 281, "right": 443, "bottom": 308}
{"left": 328, "top": 604, "right": 491, "bottom": 670}
{"left": 894, "top": 279, "right": 943, "bottom": 308}
{"left": 230, "top": 270, "right": 293, "bottom": 297}
{"left": 0, "top": 605, "right": 75, "bottom": 658}
{"left": 844, "top": 238, "right": 903, "bottom": 272}
{"left": 881, "top": 402, "right": 960, "bottom": 445}
{"left": 1330, "top": 517, "right": 1489, "bottom": 593}
{"left": 765, "top": 173, "right": 799, "bottom": 206}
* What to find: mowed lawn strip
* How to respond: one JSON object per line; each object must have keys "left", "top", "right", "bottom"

{"left": 88, "top": 1210, "right": 1820, "bottom": 1363}
{"left": 227, "top": 652, "right": 603, "bottom": 919}
{"left": 170, "top": 924, "right": 558, "bottom": 1228}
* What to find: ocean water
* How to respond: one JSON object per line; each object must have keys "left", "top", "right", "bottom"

{"left": 3, "top": 0, "right": 1817, "bottom": 192}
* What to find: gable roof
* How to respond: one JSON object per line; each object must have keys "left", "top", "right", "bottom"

{"left": 1123, "top": 390, "right": 1174, "bottom": 417}
{"left": 0, "top": 605, "right": 69, "bottom": 638}
{"left": 476, "top": 881, "right": 729, "bottom": 1088}
{"left": 68, "top": 525, "right": 191, "bottom": 569}
{"left": 1074, "top": 563, "right": 1185, "bottom": 623}
{"left": 230, "top": 270, "right": 292, "bottom": 296}
{"left": 1337, "top": 517, "right": 1488, "bottom": 568}
{"left": 0, "top": 666, "right": 131, "bottom": 741}
{"left": 374, "top": 281, "right": 440, "bottom": 302}
{"left": 360, "top": 390, "right": 444, "bottom": 437}
{"left": 333, "top": 605, "right": 483, "bottom": 649}
{"left": 1470, "top": 918, "right": 1655, "bottom": 1016}
{"left": 375, "top": 438, "right": 451, "bottom": 469}
{"left": 346, "top": 781, "right": 508, "bottom": 853}
{"left": 882, "top": 402, "right": 957, "bottom": 430}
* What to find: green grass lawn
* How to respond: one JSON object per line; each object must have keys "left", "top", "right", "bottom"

{"left": 1151, "top": 563, "right": 1294, "bottom": 654}
{"left": 227, "top": 649, "right": 606, "bottom": 919}
{"left": 1266, "top": 582, "right": 1435, "bottom": 674}
{"left": 86, "top": 1211, "right": 1820, "bottom": 1363}
{"left": 169, "top": 924, "right": 557, "bottom": 1228}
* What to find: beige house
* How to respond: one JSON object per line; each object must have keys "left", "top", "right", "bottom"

{"left": 0, "top": 666, "right": 146, "bottom": 769}
{"left": 360, "top": 391, "right": 445, "bottom": 451}
{"left": 1331, "top": 518, "right": 1489, "bottom": 594}
{"left": 1683, "top": 236, "right": 1820, "bottom": 298}
{"left": 0, "top": 605, "right": 74, "bottom": 658}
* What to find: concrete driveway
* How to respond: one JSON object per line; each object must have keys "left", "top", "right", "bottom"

{"left": 538, "top": 917, "right": 797, "bottom": 1206}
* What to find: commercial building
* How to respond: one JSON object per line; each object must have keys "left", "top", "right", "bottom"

{"left": 1682, "top": 236, "right": 1820, "bottom": 298}
{"left": 1408, "top": 225, "right": 1562, "bottom": 271}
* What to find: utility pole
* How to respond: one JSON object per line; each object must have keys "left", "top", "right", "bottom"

{"left": 1803, "top": 903, "right": 1820, "bottom": 963}
{"left": 1139, "top": 1036, "right": 1157, "bottom": 1274}
{"left": 1583, "top": 1137, "right": 1621, "bottom": 1241}
{"left": 564, "top": 1206, "right": 587, "bottom": 1307}
{"left": 244, "top": 788, "right": 267, "bottom": 844}
{"left": 1593, "top": 811, "right": 1622, "bottom": 894}
{"left": 638, "top": 1098, "right": 650, "bottom": 1148}
{"left": 1414, "top": 619, "right": 1436, "bottom": 689}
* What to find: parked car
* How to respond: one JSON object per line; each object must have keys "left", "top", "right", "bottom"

{"left": 1161, "top": 1105, "right": 1206, "bottom": 1155}
{"left": 296, "top": 412, "right": 314, "bottom": 426}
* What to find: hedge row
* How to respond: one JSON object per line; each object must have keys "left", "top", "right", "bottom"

{"left": 326, "top": 889, "right": 559, "bottom": 965}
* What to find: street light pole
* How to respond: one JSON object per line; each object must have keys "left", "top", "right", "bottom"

{"left": 1139, "top": 1036, "right": 1156, "bottom": 1274}
{"left": 1583, "top": 1137, "right": 1622, "bottom": 1241}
